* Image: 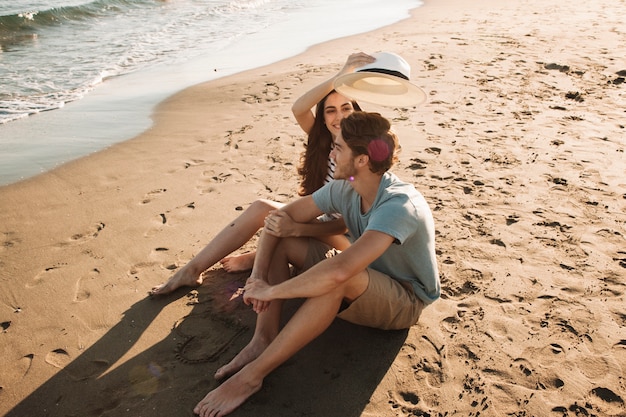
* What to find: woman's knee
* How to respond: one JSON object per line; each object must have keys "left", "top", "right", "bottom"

{"left": 249, "top": 199, "right": 282, "bottom": 216}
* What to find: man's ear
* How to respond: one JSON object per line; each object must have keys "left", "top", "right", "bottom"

{"left": 357, "top": 154, "right": 370, "bottom": 167}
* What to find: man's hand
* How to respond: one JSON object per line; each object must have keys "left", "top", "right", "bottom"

{"left": 264, "top": 210, "right": 298, "bottom": 237}
{"left": 243, "top": 277, "right": 273, "bottom": 314}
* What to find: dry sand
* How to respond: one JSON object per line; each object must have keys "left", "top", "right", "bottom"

{"left": 1, "top": 0, "right": 625, "bottom": 415}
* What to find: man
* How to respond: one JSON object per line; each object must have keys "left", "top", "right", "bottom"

{"left": 194, "top": 111, "right": 440, "bottom": 417}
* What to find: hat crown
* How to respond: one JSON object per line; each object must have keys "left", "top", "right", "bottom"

{"left": 356, "top": 52, "right": 411, "bottom": 80}
{"left": 333, "top": 51, "right": 425, "bottom": 107}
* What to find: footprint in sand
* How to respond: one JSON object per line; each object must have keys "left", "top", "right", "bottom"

{"left": 588, "top": 387, "right": 625, "bottom": 415}
{"left": 575, "top": 354, "right": 614, "bottom": 380}
{"left": 415, "top": 335, "right": 446, "bottom": 389}
{"left": 241, "top": 83, "right": 280, "bottom": 104}
{"left": 443, "top": 298, "right": 492, "bottom": 336}
{"left": 1, "top": 231, "right": 21, "bottom": 251}
{"left": 407, "top": 157, "right": 428, "bottom": 171}
{"left": 223, "top": 124, "right": 253, "bottom": 150}
{"left": 55, "top": 222, "right": 106, "bottom": 247}
{"left": 457, "top": 373, "right": 490, "bottom": 412}
{"left": 540, "top": 299, "right": 597, "bottom": 347}
{"left": 394, "top": 335, "right": 446, "bottom": 392}
{"left": 388, "top": 338, "right": 445, "bottom": 415}
{"left": 43, "top": 342, "right": 109, "bottom": 380}
{"left": 140, "top": 188, "right": 167, "bottom": 205}
{"left": 388, "top": 390, "right": 433, "bottom": 416}
{"left": 19, "top": 353, "right": 34, "bottom": 377}
{"left": 506, "top": 214, "right": 520, "bottom": 225}
{"left": 73, "top": 268, "right": 101, "bottom": 302}
{"left": 127, "top": 257, "right": 177, "bottom": 283}
{"left": 425, "top": 147, "right": 442, "bottom": 155}
{"left": 195, "top": 170, "right": 232, "bottom": 195}
{"left": 45, "top": 348, "right": 71, "bottom": 369}
{"left": 553, "top": 386, "right": 625, "bottom": 417}
{"left": 166, "top": 159, "right": 206, "bottom": 175}
{"left": 183, "top": 159, "right": 205, "bottom": 168}
{"left": 441, "top": 314, "right": 461, "bottom": 335}
{"left": 441, "top": 268, "right": 490, "bottom": 300}
{"left": 26, "top": 264, "right": 67, "bottom": 289}
{"left": 128, "top": 261, "right": 160, "bottom": 276}
{"left": 143, "top": 202, "right": 195, "bottom": 237}
{"left": 65, "top": 359, "right": 110, "bottom": 382}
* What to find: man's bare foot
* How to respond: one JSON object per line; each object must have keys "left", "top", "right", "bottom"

{"left": 194, "top": 368, "right": 262, "bottom": 417}
{"left": 150, "top": 266, "right": 203, "bottom": 295}
{"left": 214, "top": 336, "right": 269, "bottom": 381}
{"left": 220, "top": 252, "right": 256, "bottom": 273}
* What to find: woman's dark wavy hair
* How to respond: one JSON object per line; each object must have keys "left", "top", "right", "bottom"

{"left": 297, "top": 91, "right": 361, "bottom": 196}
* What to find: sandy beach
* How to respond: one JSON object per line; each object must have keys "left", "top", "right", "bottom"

{"left": 1, "top": 0, "right": 625, "bottom": 415}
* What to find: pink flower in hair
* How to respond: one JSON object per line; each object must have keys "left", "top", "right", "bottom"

{"left": 368, "top": 139, "right": 390, "bottom": 162}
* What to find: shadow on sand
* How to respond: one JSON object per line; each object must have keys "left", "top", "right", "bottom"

{"left": 5, "top": 269, "right": 407, "bottom": 417}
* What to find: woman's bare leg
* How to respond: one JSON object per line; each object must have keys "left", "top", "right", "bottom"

{"left": 219, "top": 220, "right": 351, "bottom": 274}
{"left": 220, "top": 251, "right": 256, "bottom": 273}
{"left": 151, "top": 200, "right": 283, "bottom": 295}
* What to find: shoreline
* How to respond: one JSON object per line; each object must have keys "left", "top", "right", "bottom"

{"left": 0, "top": 0, "right": 420, "bottom": 187}
{"left": 1, "top": 0, "right": 625, "bottom": 416}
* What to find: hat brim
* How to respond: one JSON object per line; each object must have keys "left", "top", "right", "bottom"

{"left": 334, "top": 71, "right": 426, "bottom": 107}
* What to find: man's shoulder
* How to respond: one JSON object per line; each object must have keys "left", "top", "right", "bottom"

{"left": 313, "top": 179, "right": 353, "bottom": 208}
{"left": 381, "top": 172, "right": 421, "bottom": 199}
{"left": 378, "top": 172, "right": 431, "bottom": 218}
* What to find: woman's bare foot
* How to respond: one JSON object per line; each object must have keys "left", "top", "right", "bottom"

{"left": 194, "top": 367, "right": 262, "bottom": 417}
{"left": 214, "top": 336, "right": 269, "bottom": 381}
{"left": 220, "top": 252, "right": 256, "bottom": 273}
{"left": 150, "top": 266, "right": 203, "bottom": 295}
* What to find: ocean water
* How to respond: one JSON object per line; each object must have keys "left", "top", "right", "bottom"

{"left": 0, "top": 0, "right": 421, "bottom": 186}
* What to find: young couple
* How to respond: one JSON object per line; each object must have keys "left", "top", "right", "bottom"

{"left": 151, "top": 53, "right": 440, "bottom": 417}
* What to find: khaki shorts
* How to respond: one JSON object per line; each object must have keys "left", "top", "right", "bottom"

{"left": 302, "top": 238, "right": 424, "bottom": 330}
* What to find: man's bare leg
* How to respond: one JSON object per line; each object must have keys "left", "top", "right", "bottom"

{"left": 194, "top": 238, "right": 369, "bottom": 417}
{"left": 213, "top": 298, "right": 282, "bottom": 381}
{"left": 213, "top": 237, "right": 299, "bottom": 380}
{"left": 150, "top": 200, "right": 281, "bottom": 295}
{"left": 193, "top": 282, "right": 356, "bottom": 417}
{"left": 220, "top": 251, "right": 256, "bottom": 273}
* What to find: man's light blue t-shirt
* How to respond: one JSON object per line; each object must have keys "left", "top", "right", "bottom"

{"left": 312, "top": 172, "right": 440, "bottom": 305}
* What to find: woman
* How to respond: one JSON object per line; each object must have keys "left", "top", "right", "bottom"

{"left": 151, "top": 53, "right": 375, "bottom": 295}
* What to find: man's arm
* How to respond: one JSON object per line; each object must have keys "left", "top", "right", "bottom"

{"left": 246, "top": 230, "right": 395, "bottom": 302}
{"left": 281, "top": 195, "right": 324, "bottom": 223}
{"left": 265, "top": 211, "right": 347, "bottom": 239}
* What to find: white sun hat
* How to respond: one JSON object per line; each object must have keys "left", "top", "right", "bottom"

{"left": 333, "top": 51, "right": 426, "bottom": 107}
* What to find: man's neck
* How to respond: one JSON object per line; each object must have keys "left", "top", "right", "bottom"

{"left": 353, "top": 172, "right": 384, "bottom": 214}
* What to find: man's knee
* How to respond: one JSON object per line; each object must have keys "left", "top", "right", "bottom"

{"left": 341, "top": 269, "right": 369, "bottom": 302}
{"left": 275, "top": 237, "right": 311, "bottom": 271}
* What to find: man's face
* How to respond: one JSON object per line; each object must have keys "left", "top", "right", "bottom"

{"left": 330, "top": 132, "right": 357, "bottom": 180}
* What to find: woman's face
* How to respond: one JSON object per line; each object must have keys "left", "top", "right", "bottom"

{"left": 323, "top": 92, "right": 356, "bottom": 138}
